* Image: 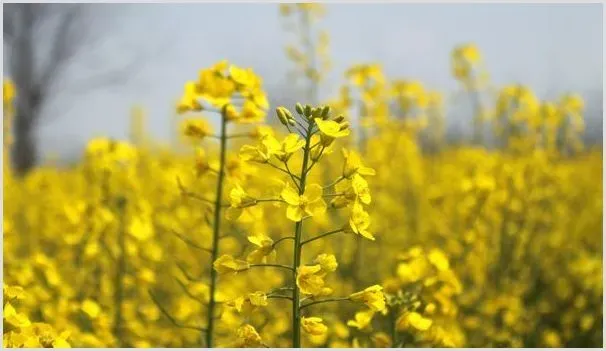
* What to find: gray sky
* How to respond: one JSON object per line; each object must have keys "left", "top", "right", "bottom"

{"left": 26, "top": 3, "right": 602, "bottom": 160}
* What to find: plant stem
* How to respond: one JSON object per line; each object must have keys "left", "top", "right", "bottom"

{"left": 301, "top": 228, "right": 344, "bottom": 246}
{"left": 300, "top": 297, "right": 350, "bottom": 310}
{"left": 292, "top": 121, "right": 313, "bottom": 348}
{"left": 206, "top": 108, "right": 228, "bottom": 348}
{"left": 113, "top": 197, "right": 127, "bottom": 347}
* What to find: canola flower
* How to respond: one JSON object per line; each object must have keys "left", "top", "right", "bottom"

{"left": 2, "top": 38, "right": 602, "bottom": 349}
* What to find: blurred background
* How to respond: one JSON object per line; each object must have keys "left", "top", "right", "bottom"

{"left": 3, "top": 3, "right": 602, "bottom": 172}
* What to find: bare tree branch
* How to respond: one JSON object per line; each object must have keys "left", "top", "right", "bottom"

{"left": 2, "top": 3, "right": 156, "bottom": 174}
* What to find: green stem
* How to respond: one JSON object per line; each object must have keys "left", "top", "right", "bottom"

{"left": 113, "top": 197, "right": 127, "bottom": 347}
{"left": 292, "top": 121, "right": 313, "bottom": 348}
{"left": 301, "top": 228, "right": 344, "bottom": 246}
{"left": 206, "top": 108, "right": 228, "bottom": 348}
{"left": 272, "top": 236, "right": 295, "bottom": 249}
{"left": 249, "top": 264, "right": 295, "bottom": 272}
{"left": 300, "top": 297, "right": 350, "bottom": 310}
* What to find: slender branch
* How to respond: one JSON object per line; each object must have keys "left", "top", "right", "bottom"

{"left": 267, "top": 162, "right": 301, "bottom": 183}
{"left": 322, "top": 193, "right": 346, "bottom": 198}
{"left": 227, "top": 133, "right": 251, "bottom": 139}
{"left": 256, "top": 198, "right": 285, "bottom": 204}
{"left": 175, "top": 261, "right": 205, "bottom": 282}
{"left": 267, "top": 295, "right": 294, "bottom": 301}
{"left": 323, "top": 176, "right": 344, "bottom": 189}
{"left": 267, "top": 286, "right": 294, "bottom": 294}
{"left": 295, "top": 118, "right": 308, "bottom": 130}
{"left": 176, "top": 177, "right": 219, "bottom": 206}
{"left": 305, "top": 146, "right": 325, "bottom": 173}
{"left": 283, "top": 160, "right": 302, "bottom": 187}
{"left": 148, "top": 290, "right": 208, "bottom": 333}
{"left": 272, "top": 236, "right": 295, "bottom": 249}
{"left": 175, "top": 278, "right": 207, "bottom": 306}
{"left": 248, "top": 264, "right": 295, "bottom": 272}
{"left": 300, "top": 297, "right": 350, "bottom": 310}
{"left": 301, "top": 228, "right": 344, "bottom": 246}
{"left": 308, "top": 141, "right": 321, "bottom": 150}
{"left": 170, "top": 229, "right": 212, "bottom": 253}
{"left": 295, "top": 126, "right": 307, "bottom": 135}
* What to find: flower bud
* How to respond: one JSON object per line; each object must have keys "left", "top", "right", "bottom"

{"left": 333, "top": 115, "right": 345, "bottom": 123}
{"left": 276, "top": 107, "right": 289, "bottom": 126}
{"left": 321, "top": 105, "right": 331, "bottom": 119}
{"left": 304, "top": 105, "right": 312, "bottom": 117}
{"left": 339, "top": 122, "right": 350, "bottom": 131}
{"left": 312, "top": 108, "right": 323, "bottom": 119}
{"left": 295, "top": 103, "right": 304, "bottom": 115}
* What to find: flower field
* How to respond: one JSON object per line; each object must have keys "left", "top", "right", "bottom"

{"left": 2, "top": 4, "right": 602, "bottom": 348}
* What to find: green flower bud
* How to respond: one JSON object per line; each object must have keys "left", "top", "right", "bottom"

{"left": 312, "top": 107, "right": 323, "bottom": 119}
{"left": 304, "top": 105, "right": 312, "bottom": 117}
{"left": 276, "top": 107, "right": 289, "bottom": 126}
{"left": 295, "top": 103, "right": 304, "bottom": 115}
{"left": 321, "top": 105, "right": 331, "bottom": 119}
{"left": 333, "top": 115, "right": 345, "bottom": 123}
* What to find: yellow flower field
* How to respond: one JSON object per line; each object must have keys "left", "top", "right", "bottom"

{"left": 2, "top": 4, "right": 602, "bottom": 348}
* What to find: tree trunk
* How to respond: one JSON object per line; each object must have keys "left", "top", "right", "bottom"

{"left": 12, "top": 109, "right": 38, "bottom": 176}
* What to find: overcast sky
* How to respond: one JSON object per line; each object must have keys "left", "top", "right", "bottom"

{"left": 15, "top": 3, "right": 602, "bottom": 160}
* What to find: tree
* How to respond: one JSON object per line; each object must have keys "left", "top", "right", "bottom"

{"left": 3, "top": 3, "right": 143, "bottom": 175}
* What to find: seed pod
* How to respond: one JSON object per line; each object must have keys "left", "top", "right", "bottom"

{"left": 295, "top": 103, "right": 304, "bottom": 115}
{"left": 339, "top": 122, "right": 350, "bottom": 131}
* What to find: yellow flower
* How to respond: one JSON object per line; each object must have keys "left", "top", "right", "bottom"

{"left": 176, "top": 81, "right": 202, "bottom": 114}
{"left": 302, "top": 317, "right": 328, "bottom": 335}
{"left": 128, "top": 216, "right": 154, "bottom": 241}
{"left": 314, "top": 254, "right": 338, "bottom": 273}
{"left": 347, "top": 309, "right": 375, "bottom": 331}
{"left": 296, "top": 265, "right": 326, "bottom": 296}
{"left": 229, "top": 184, "right": 256, "bottom": 208}
{"left": 238, "top": 100, "right": 266, "bottom": 123}
{"left": 3, "top": 302, "right": 31, "bottom": 328}
{"left": 3, "top": 285, "right": 26, "bottom": 300}
{"left": 181, "top": 118, "right": 213, "bottom": 141}
{"left": 228, "top": 292, "right": 268, "bottom": 314}
{"left": 194, "top": 148, "right": 211, "bottom": 176}
{"left": 235, "top": 324, "right": 264, "bottom": 348}
{"left": 239, "top": 135, "right": 282, "bottom": 163}
{"left": 3, "top": 79, "right": 16, "bottom": 105}
{"left": 249, "top": 125, "right": 275, "bottom": 139}
{"left": 213, "top": 254, "right": 250, "bottom": 274}
{"left": 346, "top": 203, "right": 374, "bottom": 240}
{"left": 281, "top": 183, "right": 327, "bottom": 222}
{"left": 397, "top": 311, "right": 433, "bottom": 332}
{"left": 428, "top": 248, "right": 450, "bottom": 271}
{"left": 228, "top": 65, "right": 256, "bottom": 87}
{"left": 80, "top": 299, "right": 101, "bottom": 319}
{"left": 315, "top": 118, "right": 350, "bottom": 146}
{"left": 372, "top": 332, "right": 392, "bottom": 348}
{"left": 349, "top": 285, "right": 386, "bottom": 312}
{"left": 276, "top": 133, "right": 305, "bottom": 162}
{"left": 246, "top": 234, "right": 276, "bottom": 263}
{"left": 342, "top": 148, "right": 376, "bottom": 179}
{"left": 351, "top": 174, "right": 372, "bottom": 205}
